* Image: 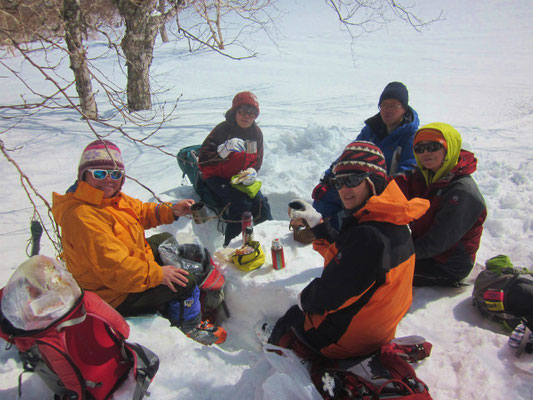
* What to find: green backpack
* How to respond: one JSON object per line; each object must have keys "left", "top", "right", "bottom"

{"left": 176, "top": 145, "right": 224, "bottom": 211}
{"left": 472, "top": 255, "right": 533, "bottom": 330}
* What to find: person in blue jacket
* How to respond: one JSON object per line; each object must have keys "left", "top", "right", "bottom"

{"left": 311, "top": 82, "right": 419, "bottom": 230}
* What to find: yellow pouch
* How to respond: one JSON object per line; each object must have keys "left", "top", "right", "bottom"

{"left": 231, "top": 241, "right": 265, "bottom": 272}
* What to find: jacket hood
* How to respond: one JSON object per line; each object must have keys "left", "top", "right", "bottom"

{"left": 225, "top": 108, "right": 237, "bottom": 124}
{"left": 365, "top": 106, "right": 419, "bottom": 140}
{"left": 354, "top": 180, "right": 429, "bottom": 225}
{"left": 414, "top": 122, "right": 462, "bottom": 185}
{"left": 52, "top": 181, "right": 119, "bottom": 226}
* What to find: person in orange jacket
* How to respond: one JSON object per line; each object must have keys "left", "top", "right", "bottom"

{"left": 259, "top": 141, "right": 429, "bottom": 359}
{"left": 52, "top": 140, "right": 226, "bottom": 345}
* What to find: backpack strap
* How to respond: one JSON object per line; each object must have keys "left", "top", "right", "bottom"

{"left": 19, "top": 344, "right": 84, "bottom": 399}
{"left": 56, "top": 311, "right": 86, "bottom": 331}
{"left": 83, "top": 291, "right": 130, "bottom": 339}
{"left": 379, "top": 343, "right": 432, "bottom": 397}
{"left": 515, "top": 324, "right": 532, "bottom": 358}
{"left": 126, "top": 342, "right": 160, "bottom": 400}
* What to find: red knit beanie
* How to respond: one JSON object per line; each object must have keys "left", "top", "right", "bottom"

{"left": 333, "top": 141, "right": 388, "bottom": 195}
{"left": 231, "top": 91, "right": 260, "bottom": 115}
{"left": 78, "top": 140, "right": 125, "bottom": 181}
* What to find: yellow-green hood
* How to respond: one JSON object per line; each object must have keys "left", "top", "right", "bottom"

{"left": 414, "top": 122, "right": 462, "bottom": 185}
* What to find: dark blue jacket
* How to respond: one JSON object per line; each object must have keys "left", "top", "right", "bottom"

{"left": 357, "top": 106, "right": 419, "bottom": 174}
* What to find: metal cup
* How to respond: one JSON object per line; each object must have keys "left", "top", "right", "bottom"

{"left": 190, "top": 201, "right": 208, "bottom": 224}
{"left": 245, "top": 140, "right": 257, "bottom": 154}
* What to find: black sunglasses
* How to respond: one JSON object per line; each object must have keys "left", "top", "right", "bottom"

{"left": 237, "top": 105, "right": 258, "bottom": 118}
{"left": 329, "top": 173, "right": 370, "bottom": 191}
{"left": 414, "top": 142, "right": 443, "bottom": 154}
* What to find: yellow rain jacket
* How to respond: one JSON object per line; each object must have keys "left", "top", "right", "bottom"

{"left": 52, "top": 181, "right": 176, "bottom": 308}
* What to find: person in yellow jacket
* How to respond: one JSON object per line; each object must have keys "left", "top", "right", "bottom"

{"left": 52, "top": 140, "right": 226, "bottom": 345}
{"left": 259, "top": 141, "right": 429, "bottom": 359}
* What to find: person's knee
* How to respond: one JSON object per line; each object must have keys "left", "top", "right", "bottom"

{"left": 179, "top": 275, "right": 198, "bottom": 294}
{"left": 147, "top": 232, "right": 174, "bottom": 264}
{"left": 269, "top": 305, "right": 304, "bottom": 345}
{"left": 253, "top": 194, "right": 272, "bottom": 222}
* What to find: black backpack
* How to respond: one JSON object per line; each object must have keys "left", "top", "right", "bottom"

{"left": 472, "top": 255, "right": 533, "bottom": 330}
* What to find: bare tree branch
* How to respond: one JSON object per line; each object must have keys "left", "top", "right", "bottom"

{"left": 325, "top": 0, "right": 444, "bottom": 53}
{"left": 0, "top": 0, "right": 281, "bottom": 255}
{"left": 0, "top": 138, "right": 63, "bottom": 255}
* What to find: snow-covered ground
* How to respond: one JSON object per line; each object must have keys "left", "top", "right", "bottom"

{"left": 1, "top": 0, "right": 533, "bottom": 399}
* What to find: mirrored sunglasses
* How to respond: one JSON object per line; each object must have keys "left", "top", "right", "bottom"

{"left": 88, "top": 169, "right": 124, "bottom": 180}
{"left": 329, "top": 172, "right": 370, "bottom": 191}
{"left": 414, "top": 142, "right": 443, "bottom": 154}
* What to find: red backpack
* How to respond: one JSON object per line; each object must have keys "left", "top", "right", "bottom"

{"left": 0, "top": 289, "right": 159, "bottom": 400}
{"left": 311, "top": 339, "right": 434, "bottom": 399}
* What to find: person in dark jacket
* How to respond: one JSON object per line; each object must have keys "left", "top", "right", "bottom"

{"left": 312, "top": 82, "right": 419, "bottom": 230}
{"left": 199, "top": 91, "right": 273, "bottom": 246}
{"left": 394, "top": 122, "right": 487, "bottom": 286}
{"left": 258, "top": 142, "right": 429, "bottom": 359}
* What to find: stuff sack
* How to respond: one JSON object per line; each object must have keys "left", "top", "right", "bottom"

{"left": 0, "top": 256, "right": 159, "bottom": 400}
{"left": 311, "top": 338, "right": 433, "bottom": 399}
{"left": 159, "top": 237, "right": 225, "bottom": 289}
{"left": 472, "top": 254, "right": 533, "bottom": 331}
{"left": 177, "top": 145, "right": 224, "bottom": 211}
{"left": 166, "top": 286, "right": 202, "bottom": 332}
{"left": 159, "top": 237, "right": 229, "bottom": 320}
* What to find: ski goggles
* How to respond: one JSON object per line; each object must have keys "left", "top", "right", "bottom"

{"left": 88, "top": 169, "right": 124, "bottom": 180}
{"left": 329, "top": 172, "right": 370, "bottom": 191}
{"left": 414, "top": 142, "right": 443, "bottom": 154}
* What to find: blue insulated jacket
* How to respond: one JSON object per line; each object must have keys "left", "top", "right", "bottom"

{"left": 357, "top": 107, "right": 419, "bottom": 174}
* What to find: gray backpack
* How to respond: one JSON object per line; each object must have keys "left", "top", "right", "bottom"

{"left": 472, "top": 255, "right": 533, "bottom": 330}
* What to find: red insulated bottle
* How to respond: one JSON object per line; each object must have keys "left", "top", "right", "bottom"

{"left": 271, "top": 238, "right": 286, "bottom": 270}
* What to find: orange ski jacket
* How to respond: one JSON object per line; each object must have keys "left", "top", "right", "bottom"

{"left": 303, "top": 180, "right": 429, "bottom": 358}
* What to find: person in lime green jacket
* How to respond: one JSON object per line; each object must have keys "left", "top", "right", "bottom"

{"left": 394, "top": 123, "right": 487, "bottom": 286}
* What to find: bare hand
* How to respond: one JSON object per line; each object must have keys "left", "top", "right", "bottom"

{"left": 161, "top": 265, "right": 189, "bottom": 292}
{"left": 172, "top": 199, "right": 195, "bottom": 217}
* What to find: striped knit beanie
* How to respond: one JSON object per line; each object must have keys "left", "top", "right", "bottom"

{"left": 78, "top": 140, "right": 125, "bottom": 181}
{"left": 333, "top": 141, "right": 388, "bottom": 195}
